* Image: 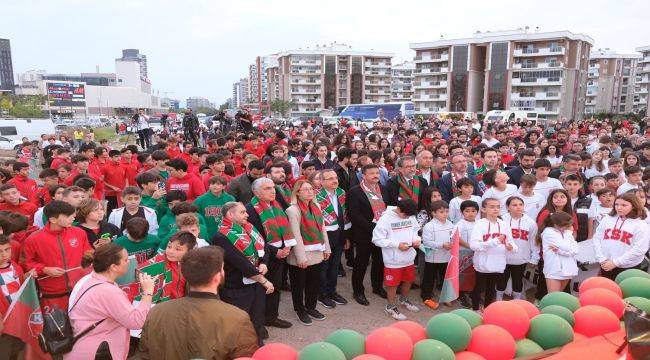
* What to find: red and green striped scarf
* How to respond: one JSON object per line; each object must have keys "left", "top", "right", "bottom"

{"left": 315, "top": 188, "right": 349, "bottom": 228}
{"left": 219, "top": 217, "right": 265, "bottom": 264}
{"left": 297, "top": 199, "right": 325, "bottom": 250}
{"left": 276, "top": 183, "right": 292, "bottom": 205}
{"left": 251, "top": 196, "right": 296, "bottom": 248}
{"left": 397, "top": 174, "right": 421, "bottom": 203}
{"left": 361, "top": 180, "right": 386, "bottom": 222}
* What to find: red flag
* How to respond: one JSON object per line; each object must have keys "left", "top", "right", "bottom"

{"left": 439, "top": 229, "right": 460, "bottom": 303}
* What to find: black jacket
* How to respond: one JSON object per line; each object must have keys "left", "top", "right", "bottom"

{"left": 334, "top": 163, "right": 357, "bottom": 192}
{"left": 385, "top": 175, "right": 429, "bottom": 210}
{"left": 78, "top": 221, "right": 121, "bottom": 248}
{"left": 438, "top": 172, "right": 482, "bottom": 204}
{"left": 574, "top": 196, "right": 592, "bottom": 242}
{"left": 506, "top": 166, "right": 534, "bottom": 188}
{"left": 245, "top": 192, "right": 289, "bottom": 258}
{"left": 211, "top": 232, "right": 267, "bottom": 289}
{"left": 182, "top": 114, "right": 199, "bottom": 129}
{"left": 346, "top": 184, "right": 389, "bottom": 243}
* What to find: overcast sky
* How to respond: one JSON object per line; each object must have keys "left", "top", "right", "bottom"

{"left": 3, "top": 0, "right": 649, "bottom": 106}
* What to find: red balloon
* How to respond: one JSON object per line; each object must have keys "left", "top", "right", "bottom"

{"left": 510, "top": 299, "right": 541, "bottom": 319}
{"left": 579, "top": 276, "right": 623, "bottom": 298}
{"left": 579, "top": 288, "right": 625, "bottom": 318}
{"left": 573, "top": 332, "right": 588, "bottom": 342}
{"left": 253, "top": 342, "right": 297, "bottom": 360}
{"left": 456, "top": 351, "right": 487, "bottom": 360}
{"left": 390, "top": 320, "right": 426, "bottom": 344}
{"left": 365, "top": 327, "right": 413, "bottom": 360}
{"left": 234, "top": 358, "right": 255, "bottom": 360}
{"left": 353, "top": 355, "right": 385, "bottom": 360}
{"left": 574, "top": 305, "right": 620, "bottom": 338}
{"left": 466, "top": 325, "right": 516, "bottom": 360}
{"left": 482, "top": 301, "right": 530, "bottom": 339}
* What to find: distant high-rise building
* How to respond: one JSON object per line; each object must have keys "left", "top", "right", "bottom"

{"left": 0, "top": 39, "right": 15, "bottom": 93}
{"left": 585, "top": 49, "right": 640, "bottom": 115}
{"left": 186, "top": 97, "right": 215, "bottom": 110}
{"left": 391, "top": 61, "right": 414, "bottom": 102}
{"left": 117, "top": 49, "right": 148, "bottom": 79}
{"left": 161, "top": 97, "right": 180, "bottom": 111}
{"left": 275, "top": 43, "right": 394, "bottom": 116}
{"left": 410, "top": 29, "right": 593, "bottom": 119}
{"left": 266, "top": 64, "right": 280, "bottom": 103}
{"left": 248, "top": 63, "right": 260, "bottom": 104}
{"left": 634, "top": 46, "right": 650, "bottom": 114}
{"left": 239, "top": 78, "right": 250, "bottom": 104}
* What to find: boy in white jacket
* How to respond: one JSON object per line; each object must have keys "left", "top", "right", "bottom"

{"left": 108, "top": 186, "right": 159, "bottom": 235}
{"left": 372, "top": 199, "right": 421, "bottom": 320}
{"left": 469, "top": 198, "right": 518, "bottom": 311}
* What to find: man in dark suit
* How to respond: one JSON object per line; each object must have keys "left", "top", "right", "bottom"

{"left": 439, "top": 153, "right": 482, "bottom": 203}
{"left": 245, "top": 177, "right": 293, "bottom": 331}
{"left": 227, "top": 160, "right": 265, "bottom": 204}
{"left": 346, "top": 163, "right": 389, "bottom": 306}
{"left": 334, "top": 147, "right": 357, "bottom": 192}
{"left": 386, "top": 155, "right": 428, "bottom": 210}
{"left": 506, "top": 149, "right": 536, "bottom": 187}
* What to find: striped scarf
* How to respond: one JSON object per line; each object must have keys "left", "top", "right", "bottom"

{"left": 276, "top": 183, "right": 292, "bottom": 205}
{"left": 416, "top": 166, "right": 439, "bottom": 186}
{"left": 316, "top": 188, "right": 350, "bottom": 229}
{"left": 251, "top": 196, "right": 296, "bottom": 248}
{"left": 397, "top": 174, "right": 421, "bottom": 203}
{"left": 361, "top": 180, "right": 386, "bottom": 222}
{"left": 219, "top": 217, "right": 265, "bottom": 264}
{"left": 297, "top": 199, "right": 325, "bottom": 250}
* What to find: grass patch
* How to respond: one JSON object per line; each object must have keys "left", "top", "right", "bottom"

{"left": 92, "top": 126, "right": 117, "bottom": 141}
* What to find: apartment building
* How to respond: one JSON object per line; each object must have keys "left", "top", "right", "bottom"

{"left": 634, "top": 46, "right": 650, "bottom": 114}
{"left": 585, "top": 49, "right": 640, "bottom": 115}
{"left": 0, "top": 38, "right": 14, "bottom": 93}
{"left": 391, "top": 61, "right": 414, "bottom": 102}
{"left": 410, "top": 29, "right": 593, "bottom": 120}
{"left": 275, "top": 43, "right": 393, "bottom": 116}
{"left": 266, "top": 64, "right": 280, "bottom": 102}
{"left": 248, "top": 63, "right": 260, "bottom": 105}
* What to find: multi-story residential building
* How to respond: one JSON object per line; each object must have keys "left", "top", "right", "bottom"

{"left": 410, "top": 29, "right": 593, "bottom": 120}
{"left": 275, "top": 43, "right": 393, "bottom": 116}
{"left": 0, "top": 38, "right": 15, "bottom": 94}
{"left": 391, "top": 61, "right": 414, "bottom": 102}
{"left": 239, "top": 77, "right": 250, "bottom": 104}
{"left": 186, "top": 97, "right": 215, "bottom": 110}
{"left": 585, "top": 49, "right": 640, "bottom": 115}
{"left": 634, "top": 46, "right": 650, "bottom": 114}
{"left": 248, "top": 63, "right": 260, "bottom": 105}
{"left": 117, "top": 49, "right": 148, "bottom": 80}
{"left": 161, "top": 97, "right": 180, "bottom": 111}
{"left": 266, "top": 64, "right": 280, "bottom": 103}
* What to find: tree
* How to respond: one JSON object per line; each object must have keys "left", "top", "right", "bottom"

{"left": 269, "top": 99, "right": 295, "bottom": 117}
{"left": 218, "top": 101, "right": 230, "bottom": 111}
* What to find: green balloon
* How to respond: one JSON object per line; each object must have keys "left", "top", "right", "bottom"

{"left": 541, "top": 305, "right": 575, "bottom": 326}
{"left": 516, "top": 339, "right": 544, "bottom": 357}
{"left": 324, "top": 329, "right": 365, "bottom": 360}
{"left": 426, "top": 313, "right": 472, "bottom": 352}
{"left": 299, "top": 342, "right": 346, "bottom": 360}
{"left": 539, "top": 292, "right": 580, "bottom": 312}
{"left": 451, "top": 308, "right": 483, "bottom": 329}
{"left": 412, "top": 339, "right": 455, "bottom": 360}
{"left": 527, "top": 314, "right": 574, "bottom": 350}
{"left": 625, "top": 296, "right": 650, "bottom": 313}
{"left": 620, "top": 277, "right": 650, "bottom": 299}
{"left": 615, "top": 269, "right": 650, "bottom": 285}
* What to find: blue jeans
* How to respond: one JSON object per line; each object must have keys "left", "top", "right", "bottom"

{"left": 320, "top": 229, "right": 344, "bottom": 297}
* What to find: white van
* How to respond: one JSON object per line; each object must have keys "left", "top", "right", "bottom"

{"left": 0, "top": 118, "right": 56, "bottom": 149}
{"left": 485, "top": 110, "right": 539, "bottom": 124}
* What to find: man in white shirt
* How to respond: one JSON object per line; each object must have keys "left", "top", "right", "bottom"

{"left": 533, "top": 159, "right": 563, "bottom": 199}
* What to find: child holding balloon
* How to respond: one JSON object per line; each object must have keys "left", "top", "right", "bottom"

{"left": 592, "top": 192, "right": 650, "bottom": 280}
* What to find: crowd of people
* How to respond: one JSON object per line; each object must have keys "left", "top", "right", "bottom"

{"left": 0, "top": 111, "right": 649, "bottom": 359}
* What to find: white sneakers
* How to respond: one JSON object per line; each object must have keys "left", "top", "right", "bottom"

{"left": 386, "top": 297, "right": 421, "bottom": 320}
{"left": 399, "top": 298, "right": 420, "bottom": 313}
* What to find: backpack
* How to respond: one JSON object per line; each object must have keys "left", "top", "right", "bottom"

{"left": 38, "top": 282, "right": 106, "bottom": 355}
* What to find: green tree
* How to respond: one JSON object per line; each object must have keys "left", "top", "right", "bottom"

{"left": 269, "top": 99, "right": 295, "bottom": 117}
{"left": 218, "top": 101, "right": 230, "bottom": 111}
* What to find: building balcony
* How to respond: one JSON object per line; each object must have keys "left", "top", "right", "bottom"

{"left": 512, "top": 77, "right": 562, "bottom": 86}
{"left": 414, "top": 67, "right": 449, "bottom": 74}
{"left": 364, "top": 62, "right": 391, "bottom": 68}
{"left": 513, "top": 61, "right": 563, "bottom": 69}
{"left": 535, "top": 107, "right": 560, "bottom": 115}
{"left": 514, "top": 47, "right": 565, "bottom": 57}
{"left": 416, "top": 106, "right": 442, "bottom": 113}
{"left": 586, "top": 90, "right": 598, "bottom": 96}
{"left": 291, "top": 59, "right": 322, "bottom": 66}
{"left": 365, "top": 80, "right": 391, "bottom": 86}
{"left": 291, "top": 79, "right": 321, "bottom": 85}
{"left": 639, "top": 56, "right": 650, "bottom": 63}
{"left": 364, "top": 70, "right": 390, "bottom": 76}
{"left": 414, "top": 54, "right": 449, "bottom": 63}
{"left": 638, "top": 88, "right": 649, "bottom": 94}
{"left": 291, "top": 88, "right": 319, "bottom": 94}
{"left": 588, "top": 72, "right": 599, "bottom": 78}
{"left": 413, "top": 93, "right": 447, "bottom": 101}
{"left": 589, "top": 63, "right": 600, "bottom": 70}
{"left": 413, "top": 80, "right": 448, "bottom": 89}
{"left": 293, "top": 97, "right": 321, "bottom": 104}
{"left": 511, "top": 92, "right": 561, "bottom": 101}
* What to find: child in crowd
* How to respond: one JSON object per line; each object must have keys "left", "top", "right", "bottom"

{"left": 533, "top": 159, "right": 563, "bottom": 199}
{"left": 480, "top": 170, "right": 518, "bottom": 216}
{"left": 193, "top": 176, "right": 235, "bottom": 235}
{"left": 74, "top": 177, "right": 96, "bottom": 200}
{"left": 7, "top": 162, "right": 37, "bottom": 201}
{"left": 593, "top": 193, "right": 650, "bottom": 280}
{"left": 158, "top": 202, "right": 210, "bottom": 245}
{"left": 174, "top": 213, "right": 210, "bottom": 247}
{"left": 108, "top": 186, "right": 158, "bottom": 235}
{"left": 421, "top": 200, "right": 454, "bottom": 309}
{"left": 372, "top": 199, "right": 421, "bottom": 320}
{"left": 103, "top": 150, "right": 127, "bottom": 214}
{"left": 563, "top": 174, "right": 591, "bottom": 242}
{"left": 114, "top": 217, "right": 161, "bottom": 264}
{"left": 0, "top": 184, "right": 38, "bottom": 223}
{"left": 469, "top": 198, "right": 517, "bottom": 311}
{"left": 539, "top": 212, "right": 579, "bottom": 293}
{"left": 605, "top": 173, "right": 621, "bottom": 194}
{"left": 448, "top": 178, "right": 481, "bottom": 224}
{"left": 0, "top": 212, "right": 38, "bottom": 264}
{"left": 33, "top": 168, "right": 60, "bottom": 206}
{"left": 33, "top": 184, "right": 66, "bottom": 228}
{"left": 165, "top": 158, "right": 206, "bottom": 202}
{"left": 617, "top": 166, "right": 644, "bottom": 195}
{"left": 136, "top": 172, "right": 168, "bottom": 221}
{"left": 590, "top": 188, "right": 615, "bottom": 230}
{"left": 518, "top": 174, "right": 545, "bottom": 221}
{"left": 496, "top": 196, "right": 538, "bottom": 301}
{"left": 0, "top": 234, "right": 26, "bottom": 358}
{"left": 453, "top": 200, "right": 479, "bottom": 308}
{"left": 75, "top": 198, "right": 121, "bottom": 249}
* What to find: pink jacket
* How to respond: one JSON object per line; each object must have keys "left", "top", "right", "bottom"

{"left": 63, "top": 272, "right": 151, "bottom": 360}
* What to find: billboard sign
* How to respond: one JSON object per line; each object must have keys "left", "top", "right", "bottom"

{"left": 46, "top": 82, "right": 86, "bottom": 107}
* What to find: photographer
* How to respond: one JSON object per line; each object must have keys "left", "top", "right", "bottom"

{"left": 132, "top": 109, "right": 153, "bottom": 149}
{"left": 236, "top": 109, "right": 253, "bottom": 132}
{"left": 182, "top": 109, "right": 200, "bottom": 147}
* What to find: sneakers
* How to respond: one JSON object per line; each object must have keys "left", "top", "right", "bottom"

{"left": 399, "top": 298, "right": 420, "bottom": 312}
{"left": 459, "top": 295, "right": 472, "bottom": 309}
{"left": 318, "top": 296, "right": 336, "bottom": 309}
{"left": 423, "top": 299, "right": 439, "bottom": 310}
{"left": 385, "top": 305, "right": 407, "bottom": 320}
{"left": 297, "top": 311, "right": 312, "bottom": 326}
{"left": 331, "top": 292, "right": 348, "bottom": 305}
{"left": 306, "top": 309, "right": 326, "bottom": 321}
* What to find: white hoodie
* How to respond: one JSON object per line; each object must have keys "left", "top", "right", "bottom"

{"left": 502, "top": 213, "right": 539, "bottom": 265}
{"left": 108, "top": 206, "right": 159, "bottom": 235}
{"left": 372, "top": 207, "right": 420, "bottom": 269}
{"left": 422, "top": 218, "right": 454, "bottom": 263}
{"left": 592, "top": 215, "right": 650, "bottom": 269}
{"left": 469, "top": 218, "right": 518, "bottom": 273}
{"left": 541, "top": 227, "right": 579, "bottom": 279}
